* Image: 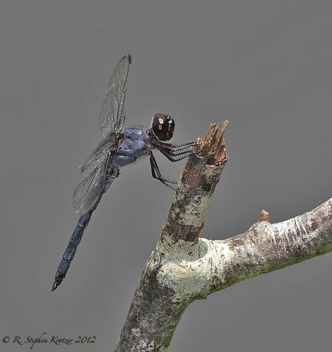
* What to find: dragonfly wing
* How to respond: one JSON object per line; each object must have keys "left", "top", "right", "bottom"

{"left": 98, "top": 54, "right": 131, "bottom": 138}
{"left": 80, "top": 136, "right": 115, "bottom": 178}
{"left": 72, "top": 55, "right": 131, "bottom": 213}
{"left": 72, "top": 158, "right": 109, "bottom": 215}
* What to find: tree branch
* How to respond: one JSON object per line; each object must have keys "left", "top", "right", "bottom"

{"left": 114, "top": 122, "right": 332, "bottom": 352}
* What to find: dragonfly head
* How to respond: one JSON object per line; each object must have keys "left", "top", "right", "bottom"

{"left": 151, "top": 114, "right": 175, "bottom": 141}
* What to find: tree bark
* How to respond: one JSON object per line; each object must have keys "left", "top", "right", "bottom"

{"left": 114, "top": 122, "right": 332, "bottom": 352}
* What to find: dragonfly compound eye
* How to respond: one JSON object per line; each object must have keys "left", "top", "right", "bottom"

{"left": 151, "top": 113, "right": 175, "bottom": 141}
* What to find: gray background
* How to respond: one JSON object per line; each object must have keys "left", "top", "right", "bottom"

{"left": 1, "top": 1, "right": 332, "bottom": 351}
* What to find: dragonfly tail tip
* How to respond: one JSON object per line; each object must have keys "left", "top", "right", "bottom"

{"left": 51, "top": 281, "right": 60, "bottom": 292}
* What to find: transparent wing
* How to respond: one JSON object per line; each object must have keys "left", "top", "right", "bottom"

{"left": 98, "top": 54, "right": 132, "bottom": 138}
{"left": 79, "top": 136, "right": 114, "bottom": 178}
{"left": 72, "top": 158, "right": 109, "bottom": 215}
{"left": 71, "top": 55, "right": 131, "bottom": 214}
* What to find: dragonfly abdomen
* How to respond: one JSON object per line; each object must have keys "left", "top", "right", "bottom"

{"left": 52, "top": 197, "right": 101, "bottom": 291}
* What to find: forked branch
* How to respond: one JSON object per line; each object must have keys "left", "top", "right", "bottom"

{"left": 114, "top": 122, "right": 332, "bottom": 352}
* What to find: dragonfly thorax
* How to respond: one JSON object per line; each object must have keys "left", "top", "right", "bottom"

{"left": 112, "top": 126, "right": 151, "bottom": 167}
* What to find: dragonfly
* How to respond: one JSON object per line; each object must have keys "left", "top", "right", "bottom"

{"left": 52, "top": 54, "right": 194, "bottom": 291}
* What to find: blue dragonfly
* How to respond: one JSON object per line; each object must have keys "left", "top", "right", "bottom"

{"left": 52, "top": 55, "right": 194, "bottom": 291}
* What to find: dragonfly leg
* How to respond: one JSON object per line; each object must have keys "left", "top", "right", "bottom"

{"left": 156, "top": 140, "right": 194, "bottom": 149}
{"left": 152, "top": 139, "right": 195, "bottom": 162}
{"left": 159, "top": 147, "right": 193, "bottom": 162}
{"left": 148, "top": 150, "right": 188, "bottom": 197}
